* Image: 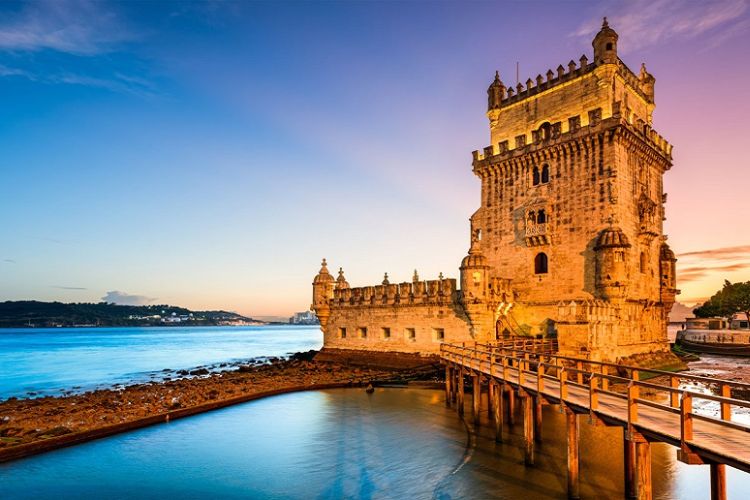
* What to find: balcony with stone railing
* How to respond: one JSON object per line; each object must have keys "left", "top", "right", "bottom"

{"left": 525, "top": 223, "right": 549, "bottom": 246}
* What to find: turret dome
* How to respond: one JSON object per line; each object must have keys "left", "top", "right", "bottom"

{"left": 595, "top": 226, "right": 631, "bottom": 250}
{"left": 461, "top": 241, "right": 488, "bottom": 268}
{"left": 313, "top": 258, "right": 335, "bottom": 284}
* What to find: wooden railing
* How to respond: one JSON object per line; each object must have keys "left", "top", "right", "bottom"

{"left": 440, "top": 342, "right": 750, "bottom": 453}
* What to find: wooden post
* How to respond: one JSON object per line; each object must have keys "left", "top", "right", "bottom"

{"left": 710, "top": 463, "right": 727, "bottom": 500}
{"left": 635, "top": 440, "right": 652, "bottom": 500}
{"left": 670, "top": 376, "right": 679, "bottom": 408}
{"left": 566, "top": 408, "right": 580, "bottom": 499}
{"left": 534, "top": 396, "right": 543, "bottom": 443}
{"left": 473, "top": 374, "right": 481, "bottom": 425}
{"left": 507, "top": 386, "right": 516, "bottom": 425}
{"left": 445, "top": 365, "right": 452, "bottom": 407}
{"left": 522, "top": 392, "right": 535, "bottom": 465}
{"left": 458, "top": 368, "right": 465, "bottom": 416}
{"left": 493, "top": 380, "right": 504, "bottom": 442}
{"left": 624, "top": 434, "right": 636, "bottom": 499}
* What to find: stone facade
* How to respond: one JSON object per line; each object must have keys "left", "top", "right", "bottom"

{"left": 312, "top": 19, "right": 679, "bottom": 362}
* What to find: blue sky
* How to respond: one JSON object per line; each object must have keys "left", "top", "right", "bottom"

{"left": 1, "top": 0, "right": 749, "bottom": 317}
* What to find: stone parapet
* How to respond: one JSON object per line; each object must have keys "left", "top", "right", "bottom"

{"left": 332, "top": 278, "right": 458, "bottom": 308}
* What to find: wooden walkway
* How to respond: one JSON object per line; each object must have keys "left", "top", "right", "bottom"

{"left": 440, "top": 342, "right": 750, "bottom": 500}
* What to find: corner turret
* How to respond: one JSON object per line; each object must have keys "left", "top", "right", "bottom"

{"left": 336, "top": 267, "right": 350, "bottom": 290}
{"left": 593, "top": 17, "right": 618, "bottom": 65}
{"left": 639, "top": 63, "right": 655, "bottom": 104}
{"left": 460, "top": 238, "right": 493, "bottom": 339}
{"left": 659, "top": 242, "right": 679, "bottom": 314}
{"left": 594, "top": 226, "right": 631, "bottom": 300}
{"left": 312, "top": 258, "right": 335, "bottom": 328}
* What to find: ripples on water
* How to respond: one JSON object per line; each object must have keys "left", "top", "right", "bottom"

{"left": 2, "top": 388, "right": 748, "bottom": 499}
{"left": 0, "top": 326, "right": 322, "bottom": 399}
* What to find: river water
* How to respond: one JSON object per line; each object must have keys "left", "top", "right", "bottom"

{"left": 0, "top": 325, "right": 322, "bottom": 400}
{"left": 2, "top": 387, "right": 749, "bottom": 499}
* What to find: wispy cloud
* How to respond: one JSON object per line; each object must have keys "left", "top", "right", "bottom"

{"left": 3, "top": 259, "right": 15, "bottom": 264}
{"left": 677, "top": 245, "right": 750, "bottom": 260}
{"left": 0, "top": 65, "right": 157, "bottom": 97}
{"left": 52, "top": 285, "right": 87, "bottom": 290}
{"left": 101, "top": 290, "right": 155, "bottom": 306}
{"left": 572, "top": 0, "right": 748, "bottom": 52}
{"left": 0, "top": 0, "right": 136, "bottom": 55}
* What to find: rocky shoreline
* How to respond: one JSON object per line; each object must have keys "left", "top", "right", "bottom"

{"left": 0, "top": 350, "right": 440, "bottom": 461}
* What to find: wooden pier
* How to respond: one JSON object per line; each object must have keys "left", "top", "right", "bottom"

{"left": 440, "top": 341, "right": 750, "bottom": 500}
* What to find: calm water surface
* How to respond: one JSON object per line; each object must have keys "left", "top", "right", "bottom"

{"left": 2, "top": 387, "right": 749, "bottom": 499}
{"left": 0, "top": 325, "right": 321, "bottom": 399}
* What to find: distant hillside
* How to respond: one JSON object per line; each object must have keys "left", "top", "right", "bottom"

{"left": 0, "top": 301, "right": 265, "bottom": 328}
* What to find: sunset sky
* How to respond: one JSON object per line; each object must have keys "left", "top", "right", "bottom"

{"left": 1, "top": 0, "right": 748, "bottom": 318}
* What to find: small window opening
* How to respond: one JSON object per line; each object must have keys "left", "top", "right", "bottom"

{"left": 433, "top": 328, "right": 445, "bottom": 342}
{"left": 535, "top": 252, "right": 549, "bottom": 274}
{"left": 537, "top": 209, "right": 546, "bottom": 224}
{"left": 541, "top": 164, "right": 550, "bottom": 183}
{"left": 357, "top": 327, "right": 367, "bottom": 339}
{"left": 339, "top": 327, "right": 347, "bottom": 339}
{"left": 532, "top": 167, "right": 540, "bottom": 186}
{"left": 382, "top": 327, "right": 391, "bottom": 339}
{"left": 639, "top": 252, "right": 647, "bottom": 274}
{"left": 606, "top": 42, "right": 613, "bottom": 50}
{"left": 406, "top": 328, "right": 416, "bottom": 342}
{"left": 539, "top": 122, "right": 551, "bottom": 141}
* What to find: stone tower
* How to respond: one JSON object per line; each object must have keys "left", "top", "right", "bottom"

{"left": 311, "top": 19, "right": 678, "bottom": 365}
{"left": 471, "top": 19, "right": 678, "bottom": 359}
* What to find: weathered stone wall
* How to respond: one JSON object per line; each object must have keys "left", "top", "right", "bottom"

{"left": 323, "top": 300, "right": 473, "bottom": 355}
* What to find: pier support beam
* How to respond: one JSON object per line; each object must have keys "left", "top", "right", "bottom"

{"left": 492, "top": 380, "right": 504, "bottom": 442}
{"left": 566, "top": 408, "right": 580, "bottom": 499}
{"left": 535, "top": 396, "right": 543, "bottom": 443}
{"left": 522, "top": 392, "right": 535, "bottom": 465}
{"left": 710, "top": 463, "right": 726, "bottom": 500}
{"left": 624, "top": 434, "right": 636, "bottom": 499}
{"left": 635, "top": 440, "right": 652, "bottom": 500}
{"left": 472, "top": 374, "right": 481, "bottom": 425}
{"left": 507, "top": 386, "right": 516, "bottom": 425}
{"left": 457, "top": 369, "right": 465, "bottom": 416}
{"left": 444, "top": 365, "right": 452, "bottom": 408}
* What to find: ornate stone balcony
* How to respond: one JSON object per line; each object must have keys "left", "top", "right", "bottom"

{"left": 525, "top": 223, "right": 549, "bottom": 246}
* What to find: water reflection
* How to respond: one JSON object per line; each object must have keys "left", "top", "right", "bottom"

{"left": 1, "top": 388, "right": 748, "bottom": 499}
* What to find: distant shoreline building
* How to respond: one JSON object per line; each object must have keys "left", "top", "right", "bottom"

{"left": 289, "top": 311, "right": 319, "bottom": 325}
{"left": 313, "top": 20, "right": 678, "bottom": 363}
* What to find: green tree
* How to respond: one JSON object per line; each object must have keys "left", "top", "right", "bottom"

{"left": 694, "top": 280, "right": 750, "bottom": 323}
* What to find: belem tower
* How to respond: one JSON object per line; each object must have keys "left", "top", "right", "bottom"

{"left": 312, "top": 20, "right": 679, "bottom": 364}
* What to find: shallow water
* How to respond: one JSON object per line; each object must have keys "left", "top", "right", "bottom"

{"left": 2, "top": 387, "right": 748, "bottom": 499}
{"left": 0, "top": 325, "right": 322, "bottom": 399}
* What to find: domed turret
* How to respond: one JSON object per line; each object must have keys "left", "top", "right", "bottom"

{"left": 594, "top": 226, "right": 630, "bottom": 300}
{"left": 460, "top": 240, "right": 489, "bottom": 302}
{"left": 336, "top": 267, "right": 349, "bottom": 290}
{"left": 487, "top": 71, "right": 505, "bottom": 111}
{"left": 659, "top": 242, "right": 676, "bottom": 290}
{"left": 312, "top": 259, "right": 335, "bottom": 328}
{"left": 593, "top": 17, "right": 618, "bottom": 65}
{"left": 639, "top": 63, "right": 655, "bottom": 104}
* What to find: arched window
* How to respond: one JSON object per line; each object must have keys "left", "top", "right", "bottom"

{"left": 541, "top": 164, "right": 550, "bottom": 183}
{"left": 639, "top": 252, "right": 647, "bottom": 273}
{"left": 527, "top": 211, "right": 536, "bottom": 225}
{"left": 534, "top": 253, "right": 549, "bottom": 274}
{"left": 537, "top": 209, "right": 546, "bottom": 224}
{"left": 532, "top": 166, "right": 540, "bottom": 186}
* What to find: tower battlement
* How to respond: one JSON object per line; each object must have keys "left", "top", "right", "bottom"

{"left": 472, "top": 114, "right": 673, "bottom": 165}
